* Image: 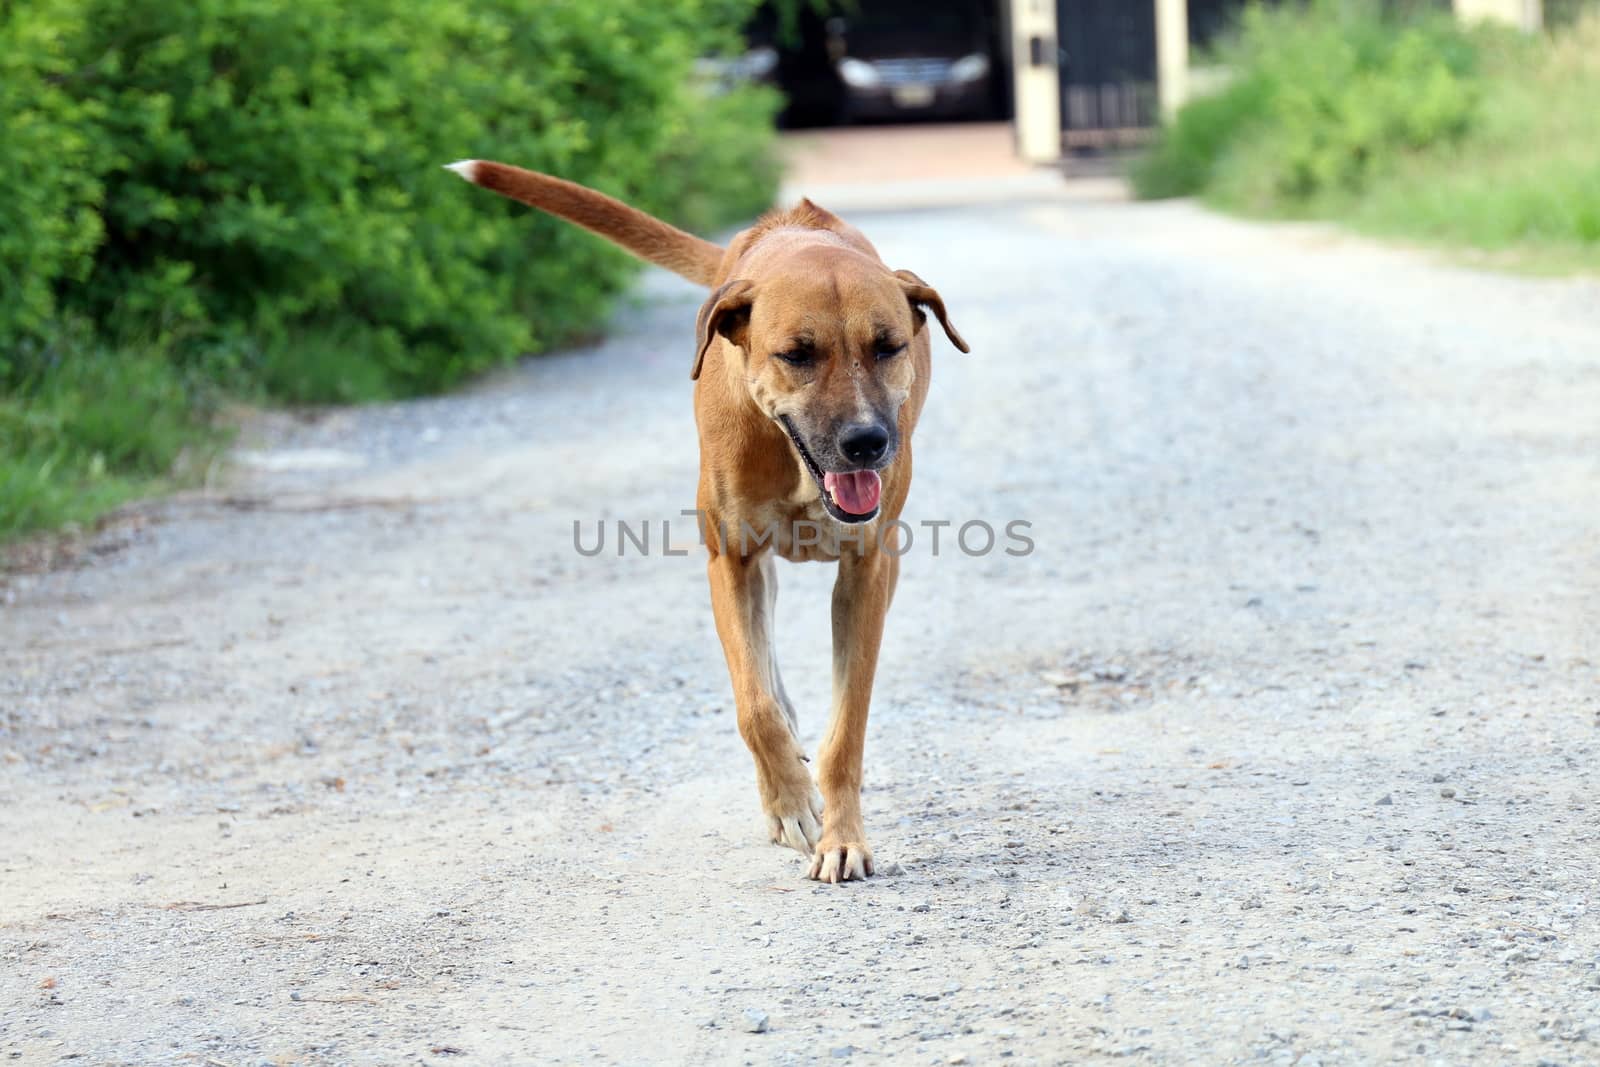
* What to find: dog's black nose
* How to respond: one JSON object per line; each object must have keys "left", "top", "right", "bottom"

{"left": 838, "top": 423, "right": 890, "bottom": 466}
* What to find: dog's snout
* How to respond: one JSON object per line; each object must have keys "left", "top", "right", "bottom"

{"left": 838, "top": 423, "right": 891, "bottom": 466}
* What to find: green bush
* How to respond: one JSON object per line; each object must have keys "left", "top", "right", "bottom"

{"left": 3, "top": 0, "right": 778, "bottom": 400}
{"left": 1133, "top": 0, "right": 1481, "bottom": 212}
{"left": 1347, "top": 10, "right": 1600, "bottom": 257}
{"left": 0, "top": 0, "right": 779, "bottom": 543}
{"left": 0, "top": 0, "right": 106, "bottom": 383}
{"left": 1134, "top": 2, "right": 1600, "bottom": 269}
{"left": 1128, "top": 72, "right": 1272, "bottom": 200}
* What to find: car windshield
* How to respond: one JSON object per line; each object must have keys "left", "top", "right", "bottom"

{"left": 844, "top": 2, "right": 983, "bottom": 48}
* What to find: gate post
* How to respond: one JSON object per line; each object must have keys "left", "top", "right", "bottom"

{"left": 1010, "top": 0, "right": 1061, "bottom": 163}
{"left": 1155, "top": 0, "right": 1189, "bottom": 118}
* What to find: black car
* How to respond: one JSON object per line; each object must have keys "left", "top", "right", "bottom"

{"left": 828, "top": 1, "right": 1000, "bottom": 122}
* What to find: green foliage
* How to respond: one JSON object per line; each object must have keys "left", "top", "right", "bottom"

{"left": 1, "top": 0, "right": 779, "bottom": 539}
{"left": 1133, "top": 0, "right": 1481, "bottom": 211}
{"left": 648, "top": 83, "right": 786, "bottom": 238}
{"left": 17, "top": 0, "right": 778, "bottom": 397}
{"left": 0, "top": 340, "right": 222, "bottom": 539}
{"left": 1128, "top": 73, "right": 1272, "bottom": 201}
{"left": 1134, "top": 2, "right": 1600, "bottom": 269}
{"left": 1346, "top": 10, "right": 1600, "bottom": 259}
{"left": 0, "top": 0, "right": 106, "bottom": 383}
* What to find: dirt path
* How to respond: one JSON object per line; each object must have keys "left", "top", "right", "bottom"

{"left": 3, "top": 190, "right": 1598, "bottom": 1066}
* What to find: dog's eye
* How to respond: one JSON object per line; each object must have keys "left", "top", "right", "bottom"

{"left": 774, "top": 349, "right": 815, "bottom": 367}
{"left": 876, "top": 342, "right": 908, "bottom": 360}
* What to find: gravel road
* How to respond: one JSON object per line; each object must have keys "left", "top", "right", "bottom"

{"left": 3, "top": 187, "right": 1598, "bottom": 1066}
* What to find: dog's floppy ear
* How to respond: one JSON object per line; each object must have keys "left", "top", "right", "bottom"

{"left": 893, "top": 269, "right": 969, "bottom": 353}
{"left": 692, "top": 280, "right": 755, "bottom": 380}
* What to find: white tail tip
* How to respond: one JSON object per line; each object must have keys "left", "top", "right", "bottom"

{"left": 444, "top": 160, "right": 480, "bottom": 183}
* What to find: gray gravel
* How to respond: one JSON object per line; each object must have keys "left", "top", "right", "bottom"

{"left": 2, "top": 190, "right": 1598, "bottom": 1065}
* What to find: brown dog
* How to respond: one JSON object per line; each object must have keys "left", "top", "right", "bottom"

{"left": 447, "top": 161, "right": 967, "bottom": 882}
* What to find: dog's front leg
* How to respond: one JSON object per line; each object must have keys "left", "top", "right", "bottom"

{"left": 707, "top": 548, "right": 822, "bottom": 854}
{"left": 809, "top": 544, "right": 897, "bottom": 883}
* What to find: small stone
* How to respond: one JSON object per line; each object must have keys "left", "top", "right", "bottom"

{"left": 1440, "top": 787, "right": 1456, "bottom": 799}
{"left": 830, "top": 1047, "right": 854, "bottom": 1059}
{"left": 880, "top": 861, "right": 905, "bottom": 877}
{"left": 742, "top": 1009, "right": 769, "bottom": 1034}
{"left": 1375, "top": 793, "right": 1394, "bottom": 806}
{"left": 912, "top": 903, "right": 931, "bottom": 913}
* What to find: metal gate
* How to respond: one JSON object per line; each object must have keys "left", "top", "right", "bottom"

{"left": 1055, "top": 0, "right": 1159, "bottom": 149}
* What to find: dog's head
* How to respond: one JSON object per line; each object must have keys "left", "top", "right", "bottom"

{"left": 693, "top": 245, "right": 967, "bottom": 524}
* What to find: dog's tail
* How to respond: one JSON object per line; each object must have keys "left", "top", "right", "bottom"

{"left": 445, "top": 160, "right": 724, "bottom": 287}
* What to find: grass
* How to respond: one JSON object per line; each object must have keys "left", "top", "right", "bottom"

{"left": 252, "top": 328, "right": 405, "bottom": 406}
{"left": 1133, "top": 4, "right": 1600, "bottom": 275}
{"left": 0, "top": 344, "right": 224, "bottom": 544}
{"left": 1344, "top": 15, "right": 1600, "bottom": 267}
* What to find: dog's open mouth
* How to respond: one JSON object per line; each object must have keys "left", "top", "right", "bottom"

{"left": 778, "top": 417, "right": 882, "bottom": 524}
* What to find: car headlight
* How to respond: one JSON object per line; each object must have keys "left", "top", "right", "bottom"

{"left": 950, "top": 53, "right": 990, "bottom": 84}
{"left": 838, "top": 58, "right": 882, "bottom": 89}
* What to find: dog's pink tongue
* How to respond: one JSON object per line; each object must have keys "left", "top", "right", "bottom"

{"left": 823, "top": 470, "right": 882, "bottom": 515}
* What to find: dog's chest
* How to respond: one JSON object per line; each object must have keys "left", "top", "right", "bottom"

{"left": 743, "top": 496, "right": 857, "bottom": 563}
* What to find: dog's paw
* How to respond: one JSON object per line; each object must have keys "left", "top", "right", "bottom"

{"left": 764, "top": 784, "right": 823, "bottom": 855}
{"left": 807, "top": 838, "right": 874, "bottom": 884}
